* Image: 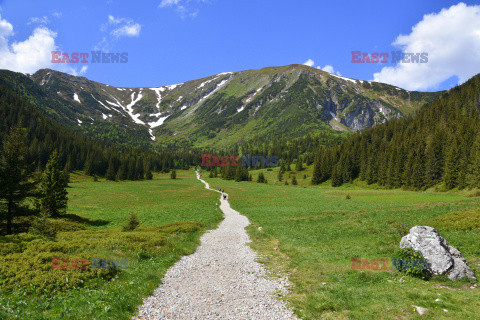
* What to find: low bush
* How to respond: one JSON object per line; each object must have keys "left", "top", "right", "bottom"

{"left": 392, "top": 247, "right": 430, "bottom": 280}
{"left": 426, "top": 209, "right": 480, "bottom": 231}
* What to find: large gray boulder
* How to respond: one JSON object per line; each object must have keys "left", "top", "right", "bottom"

{"left": 400, "top": 226, "right": 476, "bottom": 280}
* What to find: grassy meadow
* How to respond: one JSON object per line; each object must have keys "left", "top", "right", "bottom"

{"left": 2, "top": 165, "right": 479, "bottom": 319}
{"left": 0, "top": 169, "right": 222, "bottom": 320}
{"left": 203, "top": 167, "right": 480, "bottom": 319}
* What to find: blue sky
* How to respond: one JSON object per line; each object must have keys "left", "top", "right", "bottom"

{"left": 0, "top": 0, "right": 479, "bottom": 91}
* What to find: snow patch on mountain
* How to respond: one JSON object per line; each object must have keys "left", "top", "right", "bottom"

{"left": 165, "top": 83, "right": 182, "bottom": 91}
{"left": 125, "top": 92, "right": 145, "bottom": 125}
{"left": 197, "top": 77, "right": 219, "bottom": 90}
{"left": 73, "top": 93, "right": 81, "bottom": 103}
{"left": 330, "top": 74, "right": 357, "bottom": 84}
{"left": 148, "top": 114, "right": 169, "bottom": 128}
{"left": 150, "top": 88, "right": 163, "bottom": 110}
{"left": 246, "top": 87, "right": 263, "bottom": 103}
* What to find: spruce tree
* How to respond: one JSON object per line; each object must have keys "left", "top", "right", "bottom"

{"left": 295, "top": 157, "right": 303, "bottom": 171}
{"left": 467, "top": 134, "right": 480, "bottom": 188}
{"left": 38, "top": 151, "right": 68, "bottom": 218}
{"left": 291, "top": 176, "right": 298, "bottom": 185}
{"left": 170, "top": 170, "right": 177, "bottom": 179}
{"left": 0, "top": 127, "right": 36, "bottom": 234}
{"left": 145, "top": 170, "right": 153, "bottom": 180}
{"left": 116, "top": 162, "right": 128, "bottom": 181}
{"left": 106, "top": 159, "right": 116, "bottom": 181}
{"left": 278, "top": 170, "right": 283, "bottom": 182}
{"left": 257, "top": 172, "right": 265, "bottom": 183}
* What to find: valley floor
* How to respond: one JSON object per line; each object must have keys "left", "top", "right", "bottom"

{"left": 1, "top": 168, "right": 479, "bottom": 319}
{"left": 133, "top": 172, "right": 297, "bottom": 319}
{"left": 204, "top": 167, "right": 480, "bottom": 319}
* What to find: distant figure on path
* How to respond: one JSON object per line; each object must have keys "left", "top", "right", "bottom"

{"left": 223, "top": 193, "right": 227, "bottom": 200}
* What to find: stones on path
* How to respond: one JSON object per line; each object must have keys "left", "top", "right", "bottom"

{"left": 132, "top": 171, "right": 298, "bottom": 319}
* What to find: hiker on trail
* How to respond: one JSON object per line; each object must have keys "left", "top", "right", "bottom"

{"left": 222, "top": 189, "right": 224, "bottom": 193}
{"left": 223, "top": 193, "right": 227, "bottom": 200}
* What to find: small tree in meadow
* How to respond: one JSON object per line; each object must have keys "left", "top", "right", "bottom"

{"left": 292, "top": 176, "right": 298, "bottom": 185}
{"left": 171, "top": 170, "right": 177, "bottom": 179}
{"left": 257, "top": 172, "right": 265, "bottom": 183}
{"left": 123, "top": 212, "right": 140, "bottom": 231}
{"left": 38, "top": 151, "right": 68, "bottom": 218}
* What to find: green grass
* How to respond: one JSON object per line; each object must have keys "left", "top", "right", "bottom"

{"left": 0, "top": 169, "right": 223, "bottom": 320}
{"left": 203, "top": 167, "right": 480, "bottom": 319}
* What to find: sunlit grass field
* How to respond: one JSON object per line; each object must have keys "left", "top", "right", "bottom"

{"left": 0, "top": 169, "right": 222, "bottom": 320}
{"left": 203, "top": 166, "right": 480, "bottom": 319}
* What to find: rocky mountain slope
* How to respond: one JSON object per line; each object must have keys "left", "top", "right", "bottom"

{"left": 0, "top": 65, "right": 441, "bottom": 149}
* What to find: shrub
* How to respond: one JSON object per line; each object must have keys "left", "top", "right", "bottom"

{"left": 291, "top": 176, "right": 298, "bottom": 185}
{"left": 392, "top": 247, "right": 430, "bottom": 280}
{"left": 467, "top": 190, "right": 480, "bottom": 197}
{"left": 123, "top": 213, "right": 140, "bottom": 231}
{"left": 426, "top": 209, "right": 480, "bottom": 230}
{"left": 345, "top": 194, "right": 351, "bottom": 200}
{"left": 29, "top": 213, "right": 57, "bottom": 238}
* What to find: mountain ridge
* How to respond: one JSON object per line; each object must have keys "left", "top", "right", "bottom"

{"left": 0, "top": 64, "right": 442, "bottom": 149}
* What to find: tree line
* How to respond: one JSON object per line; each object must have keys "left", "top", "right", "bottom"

{"left": 0, "top": 84, "right": 200, "bottom": 181}
{"left": 311, "top": 74, "right": 480, "bottom": 190}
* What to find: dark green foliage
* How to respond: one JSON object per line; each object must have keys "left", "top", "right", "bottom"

{"left": 105, "top": 159, "right": 116, "bottom": 181}
{"left": 311, "top": 73, "right": 480, "bottom": 190}
{"left": 295, "top": 157, "right": 303, "bottom": 171}
{"left": 392, "top": 248, "right": 430, "bottom": 280}
{"left": 170, "top": 170, "right": 177, "bottom": 179}
{"left": 145, "top": 170, "right": 153, "bottom": 180}
{"left": 0, "top": 127, "right": 37, "bottom": 235}
{"left": 257, "top": 172, "right": 266, "bottom": 183}
{"left": 123, "top": 212, "right": 140, "bottom": 231}
{"left": 37, "top": 151, "right": 68, "bottom": 218}
{"left": 29, "top": 212, "right": 57, "bottom": 238}
{"left": 291, "top": 176, "right": 298, "bottom": 185}
{"left": 234, "top": 166, "right": 249, "bottom": 182}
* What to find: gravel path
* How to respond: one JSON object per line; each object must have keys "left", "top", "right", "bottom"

{"left": 132, "top": 171, "right": 299, "bottom": 319}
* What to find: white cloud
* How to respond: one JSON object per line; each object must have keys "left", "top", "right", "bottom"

{"left": 111, "top": 23, "right": 141, "bottom": 37}
{"left": 159, "top": 0, "right": 205, "bottom": 18}
{"left": 303, "top": 58, "right": 314, "bottom": 67}
{"left": 159, "top": 0, "right": 181, "bottom": 7}
{"left": 96, "top": 15, "right": 141, "bottom": 50}
{"left": 317, "top": 64, "right": 341, "bottom": 76}
{"left": 373, "top": 3, "right": 480, "bottom": 91}
{"left": 103, "top": 15, "right": 141, "bottom": 38}
{"left": 0, "top": 14, "right": 57, "bottom": 73}
{"left": 67, "top": 65, "right": 88, "bottom": 76}
{"left": 28, "top": 16, "right": 49, "bottom": 25}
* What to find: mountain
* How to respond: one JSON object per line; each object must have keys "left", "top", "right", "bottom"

{"left": 311, "top": 72, "right": 480, "bottom": 190}
{"left": 0, "top": 65, "right": 441, "bottom": 149}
